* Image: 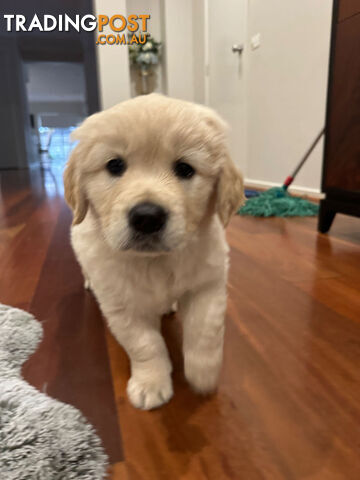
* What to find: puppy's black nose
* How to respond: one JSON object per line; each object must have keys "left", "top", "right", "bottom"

{"left": 129, "top": 202, "right": 167, "bottom": 235}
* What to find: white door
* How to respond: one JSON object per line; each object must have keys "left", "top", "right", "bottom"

{"left": 206, "top": 0, "right": 248, "bottom": 172}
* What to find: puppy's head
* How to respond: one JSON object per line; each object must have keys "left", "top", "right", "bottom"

{"left": 64, "top": 94, "right": 244, "bottom": 255}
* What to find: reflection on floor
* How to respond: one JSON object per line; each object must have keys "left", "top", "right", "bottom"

{"left": 37, "top": 127, "right": 76, "bottom": 198}
{"left": 39, "top": 127, "right": 76, "bottom": 160}
{"left": 0, "top": 160, "right": 360, "bottom": 479}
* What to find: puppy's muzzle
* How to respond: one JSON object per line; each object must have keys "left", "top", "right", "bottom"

{"left": 128, "top": 202, "right": 168, "bottom": 235}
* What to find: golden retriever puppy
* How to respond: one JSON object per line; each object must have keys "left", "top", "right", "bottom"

{"left": 64, "top": 94, "right": 244, "bottom": 410}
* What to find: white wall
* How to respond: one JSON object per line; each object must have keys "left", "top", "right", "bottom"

{"left": 246, "top": 0, "right": 333, "bottom": 193}
{"left": 93, "top": 0, "right": 199, "bottom": 104}
{"left": 162, "top": 0, "right": 194, "bottom": 101}
{"left": 192, "top": 0, "right": 206, "bottom": 104}
{"left": 93, "top": 0, "right": 131, "bottom": 109}
{"left": 25, "top": 62, "right": 86, "bottom": 103}
{"left": 24, "top": 61, "right": 87, "bottom": 128}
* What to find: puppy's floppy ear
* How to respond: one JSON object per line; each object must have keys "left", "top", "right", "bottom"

{"left": 200, "top": 106, "right": 245, "bottom": 226}
{"left": 216, "top": 152, "right": 245, "bottom": 227}
{"left": 63, "top": 145, "right": 88, "bottom": 225}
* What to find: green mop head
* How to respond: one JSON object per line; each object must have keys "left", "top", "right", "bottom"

{"left": 239, "top": 129, "right": 324, "bottom": 217}
{"left": 239, "top": 186, "right": 319, "bottom": 217}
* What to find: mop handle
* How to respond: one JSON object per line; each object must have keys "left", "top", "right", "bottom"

{"left": 283, "top": 127, "right": 325, "bottom": 189}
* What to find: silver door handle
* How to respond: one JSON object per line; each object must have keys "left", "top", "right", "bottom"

{"left": 232, "top": 44, "right": 244, "bottom": 54}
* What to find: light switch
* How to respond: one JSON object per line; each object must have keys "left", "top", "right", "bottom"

{"left": 251, "top": 33, "right": 261, "bottom": 50}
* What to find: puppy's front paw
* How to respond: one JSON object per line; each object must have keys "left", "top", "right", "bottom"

{"left": 127, "top": 374, "right": 173, "bottom": 410}
{"left": 185, "top": 352, "right": 222, "bottom": 394}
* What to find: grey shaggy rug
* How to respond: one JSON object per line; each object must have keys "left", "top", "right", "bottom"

{"left": 0, "top": 304, "right": 108, "bottom": 479}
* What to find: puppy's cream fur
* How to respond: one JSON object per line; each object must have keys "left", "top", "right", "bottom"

{"left": 64, "top": 94, "right": 244, "bottom": 410}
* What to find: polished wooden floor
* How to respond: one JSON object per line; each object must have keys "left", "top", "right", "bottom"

{"left": 0, "top": 164, "right": 360, "bottom": 479}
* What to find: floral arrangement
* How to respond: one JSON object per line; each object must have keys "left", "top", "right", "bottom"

{"left": 129, "top": 35, "right": 161, "bottom": 70}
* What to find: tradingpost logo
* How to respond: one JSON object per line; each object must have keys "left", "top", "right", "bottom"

{"left": 2, "top": 14, "right": 150, "bottom": 45}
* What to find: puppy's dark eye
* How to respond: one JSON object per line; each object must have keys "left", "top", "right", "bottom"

{"left": 174, "top": 160, "right": 195, "bottom": 180}
{"left": 106, "top": 158, "right": 127, "bottom": 176}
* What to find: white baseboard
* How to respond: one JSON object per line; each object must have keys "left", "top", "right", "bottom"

{"left": 244, "top": 178, "right": 325, "bottom": 199}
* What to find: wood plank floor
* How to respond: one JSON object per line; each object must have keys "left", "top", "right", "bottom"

{"left": 0, "top": 165, "right": 360, "bottom": 479}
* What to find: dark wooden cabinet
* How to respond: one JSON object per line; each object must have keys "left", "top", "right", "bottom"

{"left": 318, "top": 0, "right": 360, "bottom": 233}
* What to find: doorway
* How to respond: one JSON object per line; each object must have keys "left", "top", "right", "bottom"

{"left": 24, "top": 61, "right": 87, "bottom": 169}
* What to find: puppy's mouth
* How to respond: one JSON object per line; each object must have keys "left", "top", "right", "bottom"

{"left": 127, "top": 232, "right": 170, "bottom": 253}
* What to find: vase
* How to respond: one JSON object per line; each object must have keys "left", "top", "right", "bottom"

{"left": 136, "top": 67, "right": 156, "bottom": 95}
